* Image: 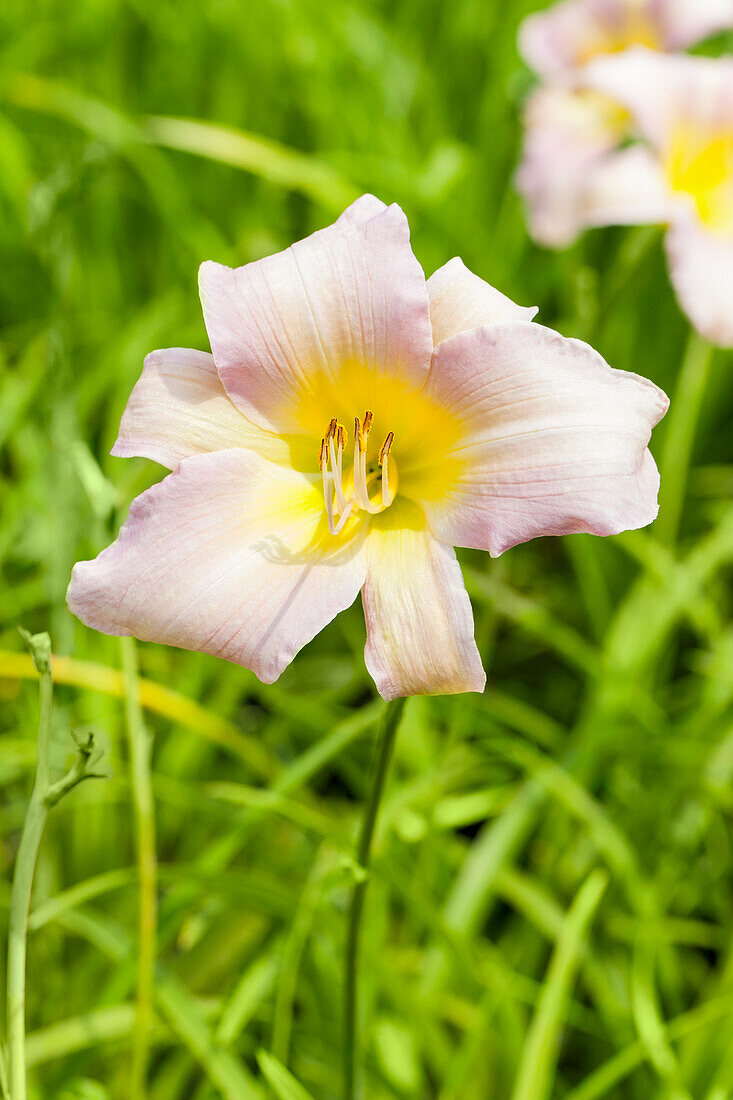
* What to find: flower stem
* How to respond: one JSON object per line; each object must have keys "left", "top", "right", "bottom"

{"left": 656, "top": 331, "right": 715, "bottom": 545}
{"left": 6, "top": 634, "right": 52, "bottom": 1100}
{"left": 120, "top": 637, "right": 157, "bottom": 1099}
{"left": 343, "top": 696, "right": 406, "bottom": 1100}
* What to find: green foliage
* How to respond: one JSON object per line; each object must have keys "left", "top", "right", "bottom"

{"left": 0, "top": 0, "right": 732, "bottom": 1097}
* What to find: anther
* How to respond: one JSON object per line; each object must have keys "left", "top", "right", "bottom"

{"left": 355, "top": 415, "right": 366, "bottom": 454}
{"left": 363, "top": 410, "right": 374, "bottom": 434}
{"left": 327, "top": 417, "right": 338, "bottom": 442}
{"left": 318, "top": 438, "right": 328, "bottom": 471}
{"left": 378, "top": 431, "right": 394, "bottom": 465}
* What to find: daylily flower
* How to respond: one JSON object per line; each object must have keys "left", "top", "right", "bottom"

{"left": 516, "top": 0, "right": 733, "bottom": 250}
{"left": 67, "top": 196, "right": 668, "bottom": 699}
{"left": 559, "top": 48, "right": 733, "bottom": 345}
{"left": 519, "top": 0, "right": 733, "bottom": 80}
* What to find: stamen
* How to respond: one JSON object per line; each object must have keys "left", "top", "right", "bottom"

{"left": 329, "top": 429, "right": 348, "bottom": 512}
{"left": 318, "top": 438, "right": 328, "bottom": 471}
{"left": 378, "top": 431, "right": 394, "bottom": 465}
{"left": 379, "top": 431, "right": 394, "bottom": 508}
{"left": 363, "top": 410, "right": 373, "bottom": 436}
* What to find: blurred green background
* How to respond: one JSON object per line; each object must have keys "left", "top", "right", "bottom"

{"left": 1, "top": 0, "right": 733, "bottom": 1097}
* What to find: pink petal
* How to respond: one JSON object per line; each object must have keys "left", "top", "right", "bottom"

{"left": 519, "top": 0, "right": 731, "bottom": 80}
{"left": 199, "top": 197, "right": 433, "bottom": 435}
{"left": 423, "top": 323, "right": 668, "bottom": 557}
{"left": 112, "top": 348, "right": 287, "bottom": 470}
{"left": 666, "top": 217, "right": 733, "bottom": 347}
{"left": 519, "top": 0, "right": 646, "bottom": 79}
{"left": 516, "top": 85, "right": 623, "bottom": 247}
{"left": 656, "top": 0, "right": 733, "bottom": 49}
{"left": 581, "top": 145, "right": 677, "bottom": 227}
{"left": 362, "top": 503, "right": 485, "bottom": 699}
{"left": 68, "top": 449, "right": 366, "bottom": 684}
{"left": 427, "top": 258, "right": 537, "bottom": 346}
{"left": 584, "top": 48, "right": 733, "bottom": 151}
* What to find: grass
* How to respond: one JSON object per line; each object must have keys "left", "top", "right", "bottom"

{"left": 1, "top": 0, "right": 733, "bottom": 1096}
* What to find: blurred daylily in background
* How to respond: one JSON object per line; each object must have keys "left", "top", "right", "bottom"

{"left": 517, "top": 0, "right": 733, "bottom": 345}
{"left": 580, "top": 49, "right": 733, "bottom": 346}
{"left": 67, "top": 195, "right": 668, "bottom": 699}
{"left": 519, "top": 0, "right": 733, "bottom": 78}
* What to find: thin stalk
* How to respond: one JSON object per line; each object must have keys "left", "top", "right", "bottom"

{"left": 343, "top": 696, "right": 406, "bottom": 1100}
{"left": 6, "top": 635, "right": 53, "bottom": 1100}
{"left": 656, "top": 331, "right": 715, "bottom": 545}
{"left": 120, "top": 636, "right": 157, "bottom": 1098}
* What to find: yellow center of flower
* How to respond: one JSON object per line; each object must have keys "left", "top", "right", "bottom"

{"left": 318, "top": 411, "right": 399, "bottom": 535}
{"left": 665, "top": 123, "right": 733, "bottom": 234}
{"left": 287, "top": 366, "right": 465, "bottom": 539}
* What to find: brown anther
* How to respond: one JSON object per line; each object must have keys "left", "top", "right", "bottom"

{"left": 363, "top": 410, "right": 374, "bottom": 434}
{"left": 318, "top": 438, "right": 328, "bottom": 471}
{"left": 378, "top": 431, "right": 395, "bottom": 465}
{"left": 337, "top": 424, "right": 347, "bottom": 451}
{"left": 354, "top": 415, "right": 366, "bottom": 454}
{"left": 327, "top": 418, "right": 338, "bottom": 442}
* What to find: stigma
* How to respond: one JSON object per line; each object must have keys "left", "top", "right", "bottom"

{"left": 318, "top": 411, "right": 397, "bottom": 535}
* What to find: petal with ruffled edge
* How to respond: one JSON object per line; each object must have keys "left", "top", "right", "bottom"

{"left": 112, "top": 348, "right": 289, "bottom": 470}
{"left": 67, "top": 449, "right": 366, "bottom": 684}
{"left": 362, "top": 501, "right": 485, "bottom": 700}
{"left": 199, "top": 196, "right": 433, "bottom": 437}
{"left": 665, "top": 217, "right": 733, "bottom": 346}
{"left": 423, "top": 323, "right": 668, "bottom": 557}
{"left": 427, "top": 258, "right": 537, "bottom": 346}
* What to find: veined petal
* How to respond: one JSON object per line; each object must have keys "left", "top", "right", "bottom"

{"left": 112, "top": 348, "right": 288, "bottom": 470}
{"left": 362, "top": 502, "right": 485, "bottom": 700}
{"left": 427, "top": 258, "right": 537, "bottom": 346}
{"left": 424, "top": 323, "right": 668, "bottom": 557}
{"left": 666, "top": 217, "right": 733, "bottom": 346}
{"left": 67, "top": 450, "right": 366, "bottom": 684}
{"left": 581, "top": 145, "right": 677, "bottom": 226}
{"left": 199, "top": 196, "right": 433, "bottom": 436}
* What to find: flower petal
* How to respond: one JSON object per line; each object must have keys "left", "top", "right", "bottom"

{"left": 112, "top": 348, "right": 288, "bottom": 470}
{"left": 665, "top": 216, "right": 733, "bottom": 346}
{"left": 362, "top": 502, "right": 485, "bottom": 699}
{"left": 68, "top": 449, "right": 366, "bottom": 684}
{"left": 199, "top": 197, "right": 433, "bottom": 436}
{"left": 583, "top": 48, "right": 733, "bottom": 151}
{"left": 423, "top": 323, "right": 668, "bottom": 557}
{"left": 658, "top": 0, "right": 733, "bottom": 49}
{"left": 427, "top": 258, "right": 537, "bottom": 346}
{"left": 581, "top": 145, "right": 676, "bottom": 227}
{"left": 518, "top": 0, "right": 666, "bottom": 79}
{"left": 516, "top": 85, "right": 624, "bottom": 247}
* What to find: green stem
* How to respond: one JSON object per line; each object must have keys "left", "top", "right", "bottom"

{"left": 656, "top": 331, "right": 715, "bottom": 545}
{"left": 120, "top": 637, "right": 157, "bottom": 1099}
{"left": 6, "top": 636, "right": 53, "bottom": 1100}
{"left": 343, "top": 696, "right": 406, "bottom": 1100}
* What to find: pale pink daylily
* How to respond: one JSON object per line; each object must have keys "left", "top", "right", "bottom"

{"left": 67, "top": 196, "right": 668, "bottom": 699}
{"left": 517, "top": 0, "right": 733, "bottom": 251}
{"left": 575, "top": 48, "right": 733, "bottom": 345}
{"left": 519, "top": 0, "right": 733, "bottom": 80}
